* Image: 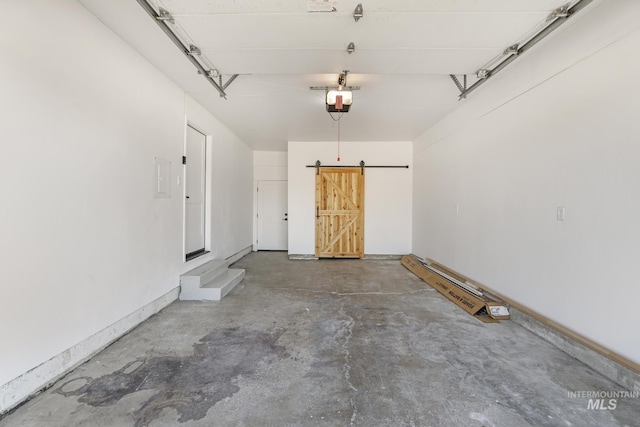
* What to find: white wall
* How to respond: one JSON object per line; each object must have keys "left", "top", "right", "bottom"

{"left": 412, "top": 0, "right": 640, "bottom": 365}
{"left": 253, "top": 151, "right": 288, "bottom": 248}
{"left": 254, "top": 151, "right": 288, "bottom": 182}
{"left": 0, "top": 0, "right": 252, "bottom": 411}
{"left": 288, "top": 141, "right": 412, "bottom": 255}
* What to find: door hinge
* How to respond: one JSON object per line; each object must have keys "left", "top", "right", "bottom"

{"left": 182, "top": 156, "right": 187, "bottom": 165}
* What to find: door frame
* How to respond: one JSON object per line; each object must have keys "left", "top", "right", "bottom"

{"left": 184, "top": 122, "right": 211, "bottom": 261}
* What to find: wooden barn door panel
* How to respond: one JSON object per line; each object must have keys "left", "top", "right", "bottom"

{"left": 315, "top": 168, "right": 364, "bottom": 258}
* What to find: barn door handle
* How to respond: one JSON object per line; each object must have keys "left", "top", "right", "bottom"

{"left": 316, "top": 206, "right": 320, "bottom": 219}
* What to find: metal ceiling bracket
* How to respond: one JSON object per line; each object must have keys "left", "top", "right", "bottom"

{"left": 476, "top": 69, "right": 490, "bottom": 79}
{"left": 338, "top": 72, "right": 347, "bottom": 87}
{"left": 156, "top": 8, "right": 174, "bottom": 24}
{"left": 353, "top": 4, "right": 364, "bottom": 22}
{"left": 503, "top": 44, "right": 520, "bottom": 56}
{"left": 458, "top": 0, "right": 593, "bottom": 101}
{"left": 449, "top": 74, "right": 468, "bottom": 96}
{"left": 222, "top": 74, "right": 239, "bottom": 91}
{"left": 135, "top": 0, "right": 227, "bottom": 99}
{"left": 347, "top": 42, "right": 355, "bottom": 54}
{"left": 547, "top": 3, "right": 571, "bottom": 21}
{"left": 214, "top": 74, "right": 240, "bottom": 97}
{"left": 188, "top": 45, "right": 201, "bottom": 56}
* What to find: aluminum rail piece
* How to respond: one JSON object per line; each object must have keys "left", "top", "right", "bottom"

{"left": 136, "top": 0, "right": 227, "bottom": 98}
{"left": 414, "top": 257, "right": 484, "bottom": 297}
{"left": 458, "top": 0, "right": 593, "bottom": 100}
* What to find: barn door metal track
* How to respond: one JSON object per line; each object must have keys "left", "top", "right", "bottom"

{"left": 307, "top": 160, "right": 409, "bottom": 175}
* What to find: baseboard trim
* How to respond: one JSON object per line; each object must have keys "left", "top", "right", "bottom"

{"left": 288, "top": 254, "right": 404, "bottom": 260}
{"left": 363, "top": 254, "right": 404, "bottom": 260}
{"left": 288, "top": 254, "right": 318, "bottom": 260}
{"left": 0, "top": 287, "right": 179, "bottom": 415}
{"left": 508, "top": 306, "right": 640, "bottom": 392}
{"left": 478, "top": 283, "right": 640, "bottom": 380}
{"left": 226, "top": 245, "right": 252, "bottom": 265}
{"left": 417, "top": 255, "right": 640, "bottom": 391}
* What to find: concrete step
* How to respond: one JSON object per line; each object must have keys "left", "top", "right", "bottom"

{"left": 180, "top": 259, "right": 229, "bottom": 291}
{"left": 203, "top": 269, "right": 245, "bottom": 300}
{"left": 179, "top": 268, "right": 245, "bottom": 301}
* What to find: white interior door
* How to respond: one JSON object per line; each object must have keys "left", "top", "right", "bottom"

{"left": 185, "top": 126, "right": 206, "bottom": 257}
{"left": 257, "top": 180, "right": 288, "bottom": 250}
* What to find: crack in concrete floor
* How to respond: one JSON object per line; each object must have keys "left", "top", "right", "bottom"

{"left": 338, "top": 301, "right": 359, "bottom": 426}
{"left": 271, "top": 287, "right": 434, "bottom": 297}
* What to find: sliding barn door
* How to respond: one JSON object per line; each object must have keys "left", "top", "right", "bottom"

{"left": 315, "top": 167, "right": 364, "bottom": 258}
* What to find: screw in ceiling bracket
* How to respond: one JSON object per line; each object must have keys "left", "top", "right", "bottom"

{"left": 476, "top": 69, "right": 490, "bottom": 79}
{"left": 503, "top": 44, "right": 520, "bottom": 56}
{"left": 547, "top": 3, "right": 570, "bottom": 21}
{"left": 353, "top": 3, "right": 363, "bottom": 22}
{"left": 188, "top": 45, "right": 201, "bottom": 56}
{"left": 156, "top": 7, "right": 174, "bottom": 24}
{"left": 347, "top": 42, "right": 355, "bottom": 54}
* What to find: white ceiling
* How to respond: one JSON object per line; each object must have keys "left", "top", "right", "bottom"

{"left": 78, "top": 0, "right": 592, "bottom": 151}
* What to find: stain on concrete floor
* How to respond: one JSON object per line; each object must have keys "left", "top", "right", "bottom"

{"left": 55, "top": 328, "right": 287, "bottom": 427}
{"left": 3, "top": 253, "right": 640, "bottom": 427}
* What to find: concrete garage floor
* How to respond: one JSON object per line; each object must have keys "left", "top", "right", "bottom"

{"left": 2, "top": 252, "right": 639, "bottom": 427}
